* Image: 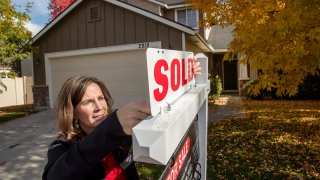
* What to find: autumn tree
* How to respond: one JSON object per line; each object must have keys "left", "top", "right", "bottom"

{"left": 0, "top": 0, "right": 32, "bottom": 92}
{"left": 189, "top": 0, "right": 320, "bottom": 97}
{"left": 48, "top": 0, "right": 76, "bottom": 20}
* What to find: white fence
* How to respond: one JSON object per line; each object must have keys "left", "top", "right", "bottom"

{"left": 0, "top": 76, "right": 33, "bottom": 108}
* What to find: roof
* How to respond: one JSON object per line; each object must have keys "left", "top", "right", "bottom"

{"left": 148, "top": 0, "right": 186, "bottom": 9}
{"left": 31, "top": 0, "right": 195, "bottom": 44}
{"left": 207, "top": 25, "right": 234, "bottom": 52}
{"left": 153, "top": 0, "right": 185, "bottom": 5}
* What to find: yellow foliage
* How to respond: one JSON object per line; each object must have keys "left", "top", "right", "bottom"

{"left": 189, "top": 0, "right": 320, "bottom": 97}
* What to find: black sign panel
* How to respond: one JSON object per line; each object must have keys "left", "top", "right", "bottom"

{"left": 160, "top": 116, "right": 200, "bottom": 180}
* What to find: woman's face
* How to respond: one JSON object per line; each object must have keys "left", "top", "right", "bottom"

{"left": 74, "top": 83, "right": 108, "bottom": 134}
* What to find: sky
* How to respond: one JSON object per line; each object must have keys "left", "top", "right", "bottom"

{"left": 12, "top": 0, "right": 50, "bottom": 36}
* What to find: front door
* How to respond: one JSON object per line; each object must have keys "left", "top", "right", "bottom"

{"left": 223, "top": 60, "right": 238, "bottom": 91}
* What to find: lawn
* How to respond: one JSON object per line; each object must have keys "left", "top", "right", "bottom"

{"left": 136, "top": 100, "right": 320, "bottom": 179}
{"left": 208, "top": 100, "right": 320, "bottom": 179}
{"left": 0, "top": 104, "right": 35, "bottom": 123}
{"left": 1, "top": 101, "right": 319, "bottom": 178}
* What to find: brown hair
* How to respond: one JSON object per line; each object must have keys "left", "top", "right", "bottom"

{"left": 55, "top": 75, "right": 113, "bottom": 141}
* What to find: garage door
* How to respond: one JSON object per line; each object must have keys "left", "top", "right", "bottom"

{"left": 49, "top": 49, "right": 149, "bottom": 109}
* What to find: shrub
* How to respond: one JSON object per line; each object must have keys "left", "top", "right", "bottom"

{"left": 245, "top": 80, "right": 274, "bottom": 100}
{"left": 296, "top": 74, "right": 320, "bottom": 99}
{"left": 246, "top": 74, "right": 320, "bottom": 100}
{"left": 7, "top": 71, "right": 17, "bottom": 79}
{"left": 0, "top": 72, "right": 6, "bottom": 78}
{"left": 209, "top": 74, "right": 222, "bottom": 100}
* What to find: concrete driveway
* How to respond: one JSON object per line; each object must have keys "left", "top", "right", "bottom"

{"left": 0, "top": 110, "right": 57, "bottom": 180}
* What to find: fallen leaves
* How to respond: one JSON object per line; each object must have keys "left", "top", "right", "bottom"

{"left": 208, "top": 100, "right": 320, "bottom": 179}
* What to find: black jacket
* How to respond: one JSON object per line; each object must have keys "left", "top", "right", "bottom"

{"left": 42, "top": 111, "right": 139, "bottom": 180}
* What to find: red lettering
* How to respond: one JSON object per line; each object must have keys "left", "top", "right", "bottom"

{"left": 166, "top": 137, "right": 191, "bottom": 180}
{"left": 153, "top": 57, "right": 194, "bottom": 102}
{"left": 153, "top": 59, "right": 168, "bottom": 102}
{"left": 178, "top": 153, "right": 183, "bottom": 170}
{"left": 181, "top": 59, "right": 188, "bottom": 86}
{"left": 170, "top": 59, "right": 180, "bottom": 91}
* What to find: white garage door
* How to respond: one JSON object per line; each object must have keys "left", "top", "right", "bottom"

{"left": 49, "top": 49, "right": 150, "bottom": 109}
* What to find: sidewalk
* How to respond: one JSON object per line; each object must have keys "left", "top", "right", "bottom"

{"left": 0, "top": 110, "right": 56, "bottom": 180}
{"left": 208, "top": 95, "right": 245, "bottom": 121}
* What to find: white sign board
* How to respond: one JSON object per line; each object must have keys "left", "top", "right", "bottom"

{"left": 146, "top": 48, "right": 195, "bottom": 116}
{"left": 133, "top": 49, "right": 209, "bottom": 179}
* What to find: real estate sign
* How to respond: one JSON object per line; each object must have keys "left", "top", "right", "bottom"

{"left": 160, "top": 119, "right": 200, "bottom": 180}
{"left": 146, "top": 48, "right": 196, "bottom": 116}
{"left": 132, "top": 48, "right": 209, "bottom": 180}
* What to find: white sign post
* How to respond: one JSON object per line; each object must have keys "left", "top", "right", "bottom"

{"left": 132, "top": 48, "right": 209, "bottom": 179}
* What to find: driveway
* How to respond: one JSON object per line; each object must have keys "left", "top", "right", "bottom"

{"left": 0, "top": 110, "right": 56, "bottom": 180}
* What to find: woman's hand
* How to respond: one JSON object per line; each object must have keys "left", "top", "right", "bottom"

{"left": 116, "top": 101, "right": 151, "bottom": 135}
{"left": 193, "top": 59, "right": 202, "bottom": 77}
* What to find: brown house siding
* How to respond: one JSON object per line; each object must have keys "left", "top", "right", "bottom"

{"left": 135, "top": 14, "right": 147, "bottom": 42}
{"left": 163, "top": 9, "right": 175, "bottom": 21}
{"left": 185, "top": 37, "right": 202, "bottom": 54}
{"left": 32, "top": 0, "right": 183, "bottom": 86}
{"left": 146, "top": 18, "right": 158, "bottom": 42}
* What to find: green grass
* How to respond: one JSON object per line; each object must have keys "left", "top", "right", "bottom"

{"left": 136, "top": 162, "right": 165, "bottom": 179}
{"left": 0, "top": 111, "right": 33, "bottom": 123}
{"left": 0, "top": 104, "right": 35, "bottom": 123}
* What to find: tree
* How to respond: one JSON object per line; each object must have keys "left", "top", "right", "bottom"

{"left": 189, "top": 0, "right": 320, "bottom": 97}
{"left": 0, "top": 0, "right": 32, "bottom": 92}
{"left": 48, "top": 0, "right": 76, "bottom": 20}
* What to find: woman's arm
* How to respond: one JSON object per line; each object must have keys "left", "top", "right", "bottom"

{"left": 43, "top": 111, "right": 129, "bottom": 180}
{"left": 43, "top": 101, "right": 150, "bottom": 179}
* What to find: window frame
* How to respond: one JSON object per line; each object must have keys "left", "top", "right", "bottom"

{"left": 174, "top": 8, "right": 199, "bottom": 30}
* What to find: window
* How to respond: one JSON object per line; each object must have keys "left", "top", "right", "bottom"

{"left": 176, "top": 9, "right": 198, "bottom": 29}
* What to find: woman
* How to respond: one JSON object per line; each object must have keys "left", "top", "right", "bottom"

{"left": 42, "top": 76, "right": 150, "bottom": 180}
{"left": 43, "top": 61, "right": 201, "bottom": 180}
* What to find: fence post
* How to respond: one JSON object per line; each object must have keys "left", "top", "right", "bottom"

{"left": 23, "top": 76, "right": 26, "bottom": 104}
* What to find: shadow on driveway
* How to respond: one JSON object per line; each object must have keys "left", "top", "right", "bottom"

{"left": 0, "top": 110, "right": 56, "bottom": 180}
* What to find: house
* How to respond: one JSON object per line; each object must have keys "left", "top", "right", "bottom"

{"left": 30, "top": 0, "right": 250, "bottom": 110}
{"left": 122, "top": 0, "right": 251, "bottom": 92}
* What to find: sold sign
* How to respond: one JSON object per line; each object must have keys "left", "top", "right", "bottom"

{"left": 146, "top": 48, "right": 195, "bottom": 115}
{"left": 166, "top": 136, "right": 190, "bottom": 180}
